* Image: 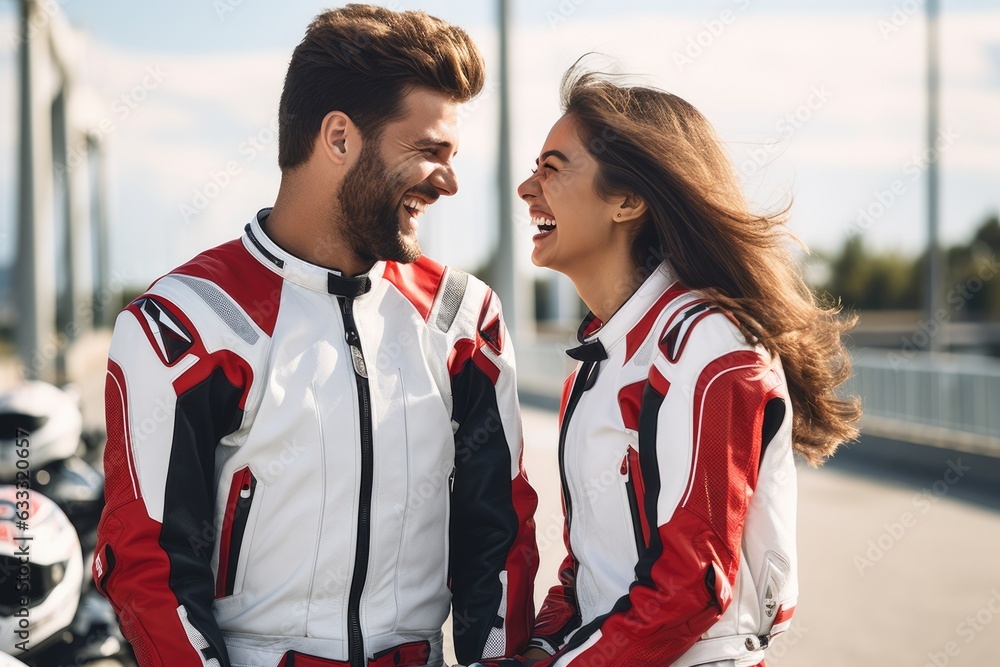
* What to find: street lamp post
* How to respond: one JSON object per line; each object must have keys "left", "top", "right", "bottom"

{"left": 925, "top": 0, "right": 944, "bottom": 353}
{"left": 15, "top": 0, "right": 58, "bottom": 381}
{"left": 493, "top": 0, "right": 518, "bottom": 337}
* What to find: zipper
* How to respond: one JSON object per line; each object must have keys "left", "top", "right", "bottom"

{"left": 339, "top": 296, "right": 374, "bottom": 667}
{"left": 557, "top": 360, "right": 598, "bottom": 571}
{"left": 217, "top": 466, "right": 257, "bottom": 598}
{"left": 620, "top": 452, "right": 645, "bottom": 558}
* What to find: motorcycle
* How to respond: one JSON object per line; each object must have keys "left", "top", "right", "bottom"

{"left": 0, "top": 381, "right": 135, "bottom": 667}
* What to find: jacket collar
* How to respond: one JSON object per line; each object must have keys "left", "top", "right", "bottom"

{"left": 241, "top": 208, "right": 383, "bottom": 297}
{"left": 572, "top": 262, "right": 677, "bottom": 356}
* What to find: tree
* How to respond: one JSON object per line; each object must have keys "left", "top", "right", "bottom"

{"left": 824, "top": 235, "right": 919, "bottom": 311}
{"left": 821, "top": 212, "right": 999, "bottom": 319}
{"left": 944, "top": 214, "right": 1000, "bottom": 319}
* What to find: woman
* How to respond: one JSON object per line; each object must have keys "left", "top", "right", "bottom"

{"left": 509, "top": 66, "right": 859, "bottom": 667}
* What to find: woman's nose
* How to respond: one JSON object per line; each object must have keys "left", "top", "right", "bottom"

{"left": 517, "top": 173, "right": 537, "bottom": 201}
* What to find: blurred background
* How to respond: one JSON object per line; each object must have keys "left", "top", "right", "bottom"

{"left": 0, "top": 0, "right": 998, "bottom": 665}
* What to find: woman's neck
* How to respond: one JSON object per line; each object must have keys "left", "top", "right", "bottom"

{"left": 567, "top": 248, "right": 642, "bottom": 324}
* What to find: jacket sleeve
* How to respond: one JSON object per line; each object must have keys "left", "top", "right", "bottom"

{"left": 93, "top": 295, "right": 250, "bottom": 667}
{"left": 448, "top": 289, "right": 538, "bottom": 665}
{"left": 534, "top": 341, "right": 777, "bottom": 667}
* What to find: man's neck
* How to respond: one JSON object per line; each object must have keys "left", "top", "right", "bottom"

{"left": 265, "top": 182, "right": 372, "bottom": 276}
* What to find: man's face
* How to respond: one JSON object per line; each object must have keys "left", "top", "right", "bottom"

{"left": 338, "top": 86, "right": 460, "bottom": 266}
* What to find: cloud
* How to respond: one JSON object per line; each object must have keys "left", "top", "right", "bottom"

{"left": 0, "top": 6, "right": 997, "bottom": 289}
{"left": 506, "top": 8, "right": 998, "bottom": 262}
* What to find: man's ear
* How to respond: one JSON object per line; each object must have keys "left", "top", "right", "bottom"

{"left": 615, "top": 194, "right": 648, "bottom": 223}
{"left": 318, "top": 110, "right": 359, "bottom": 166}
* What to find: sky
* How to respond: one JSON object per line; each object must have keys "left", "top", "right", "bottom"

{"left": 0, "top": 0, "right": 998, "bottom": 292}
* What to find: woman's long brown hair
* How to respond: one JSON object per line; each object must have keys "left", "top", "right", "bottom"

{"left": 562, "top": 65, "right": 860, "bottom": 465}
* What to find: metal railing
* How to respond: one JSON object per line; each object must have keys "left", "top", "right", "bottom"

{"left": 518, "top": 335, "right": 1000, "bottom": 457}
{"left": 846, "top": 350, "right": 1000, "bottom": 456}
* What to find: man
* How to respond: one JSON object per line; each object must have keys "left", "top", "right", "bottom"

{"left": 93, "top": 6, "right": 538, "bottom": 667}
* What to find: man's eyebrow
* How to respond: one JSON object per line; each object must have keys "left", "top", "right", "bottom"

{"left": 414, "top": 137, "right": 455, "bottom": 150}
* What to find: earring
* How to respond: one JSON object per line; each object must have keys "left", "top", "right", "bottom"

{"left": 616, "top": 213, "right": 622, "bottom": 218}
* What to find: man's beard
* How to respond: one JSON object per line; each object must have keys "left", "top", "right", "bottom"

{"left": 337, "top": 142, "right": 421, "bottom": 267}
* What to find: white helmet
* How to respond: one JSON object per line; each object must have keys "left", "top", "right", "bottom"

{"left": 0, "top": 486, "right": 83, "bottom": 655}
{"left": 0, "top": 382, "right": 83, "bottom": 479}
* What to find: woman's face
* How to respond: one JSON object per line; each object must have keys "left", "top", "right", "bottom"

{"left": 517, "top": 114, "right": 623, "bottom": 275}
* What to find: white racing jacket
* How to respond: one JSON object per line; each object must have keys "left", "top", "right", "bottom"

{"left": 93, "top": 210, "right": 538, "bottom": 667}
{"left": 528, "top": 263, "right": 797, "bottom": 667}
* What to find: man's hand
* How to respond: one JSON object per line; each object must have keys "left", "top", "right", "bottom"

{"left": 465, "top": 652, "right": 545, "bottom": 667}
{"left": 522, "top": 648, "right": 551, "bottom": 662}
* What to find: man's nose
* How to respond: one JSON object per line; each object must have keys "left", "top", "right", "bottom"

{"left": 430, "top": 163, "right": 458, "bottom": 197}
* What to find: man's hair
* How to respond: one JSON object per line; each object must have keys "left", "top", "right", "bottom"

{"left": 278, "top": 4, "right": 486, "bottom": 170}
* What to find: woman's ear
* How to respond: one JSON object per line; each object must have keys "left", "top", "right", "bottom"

{"left": 614, "top": 194, "right": 648, "bottom": 223}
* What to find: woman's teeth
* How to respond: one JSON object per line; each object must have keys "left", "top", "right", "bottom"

{"left": 530, "top": 216, "right": 556, "bottom": 232}
{"left": 403, "top": 197, "right": 428, "bottom": 216}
